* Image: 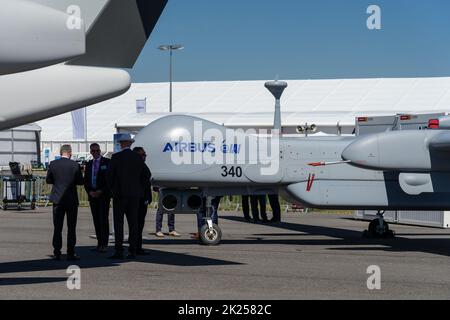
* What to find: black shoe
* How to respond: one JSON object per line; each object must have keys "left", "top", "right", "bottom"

{"left": 67, "top": 254, "right": 80, "bottom": 261}
{"left": 270, "top": 218, "right": 281, "bottom": 223}
{"left": 51, "top": 254, "right": 61, "bottom": 261}
{"left": 126, "top": 254, "right": 136, "bottom": 259}
{"left": 253, "top": 219, "right": 260, "bottom": 224}
{"left": 109, "top": 253, "right": 124, "bottom": 260}
{"left": 136, "top": 249, "right": 149, "bottom": 256}
{"left": 262, "top": 218, "right": 269, "bottom": 223}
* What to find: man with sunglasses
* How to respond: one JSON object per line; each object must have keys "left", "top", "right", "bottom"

{"left": 84, "top": 143, "right": 111, "bottom": 253}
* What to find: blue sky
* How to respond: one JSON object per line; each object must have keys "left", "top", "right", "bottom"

{"left": 130, "top": 0, "right": 450, "bottom": 83}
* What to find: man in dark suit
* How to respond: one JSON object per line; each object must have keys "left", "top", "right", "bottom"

{"left": 84, "top": 143, "right": 111, "bottom": 253}
{"left": 107, "top": 134, "right": 150, "bottom": 260}
{"left": 133, "top": 147, "right": 152, "bottom": 255}
{"left": 46, "top": 144, "right": 84, "bottom": 261}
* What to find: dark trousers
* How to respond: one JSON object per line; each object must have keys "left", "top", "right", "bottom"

{"left": 89, "top": 196, "right": 110, "bottom": 247}
{"left": 113, "top": 197, "right": 139, "bottom": 255}
{"left": 52, "top": 203, "right": 78, "bottom": 256}
{"left": 137, "top": 200, "right": 148, "bottom": 251}
{"left": 155, "top": 206, "right": 175, "bottom": 233}
{"left": 251, "top": 195, "right": 267, "bottom": 221}
{"left": 242, "top": 195, "right": 251, "bottom": 220}
{"left": 268, "top": 194, "right": 281, "bottom": 221}
{"left": 242, "top": 195, "right": 267, "bottom": 221}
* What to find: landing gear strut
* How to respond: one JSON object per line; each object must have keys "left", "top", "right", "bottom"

{"left": 199, "top": 196, "right": 222, "bottom": 246}
{"left": 363, "top": 211, "right": 395, "bottom": 239}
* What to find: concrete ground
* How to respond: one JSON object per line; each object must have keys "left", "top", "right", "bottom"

{"left": 1, "top": 207, "right": 450, "bottom": 300}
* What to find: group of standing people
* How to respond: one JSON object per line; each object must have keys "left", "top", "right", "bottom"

{"left": 242, "top": 194, "right": 281, "bottom": 224}
{"left": 46, "top": 134, "right": 155, "bottom": 261}
{"left": 46, "top": 136, "right": 282, "bottom": 261}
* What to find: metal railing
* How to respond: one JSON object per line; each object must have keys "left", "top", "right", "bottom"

{"left": 41, "top": 141, "right": 115, "bottom": 160}
{"left": 1, "top": 170, "right": 307, "bottom": 213}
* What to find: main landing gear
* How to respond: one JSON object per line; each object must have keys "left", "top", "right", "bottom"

{"left": 199, "top": 196, "right": 222, "bottom": 246}
{"left": 362, "top": 211, "right": 395, "bottom": 239}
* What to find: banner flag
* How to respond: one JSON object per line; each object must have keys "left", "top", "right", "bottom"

{"left": 71, "top": 108, "right": 86, "bottom": 140}
{"left": 136, "top": 98, "right": 147, "bottom": 113}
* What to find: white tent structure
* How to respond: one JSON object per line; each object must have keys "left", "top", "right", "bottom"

{"left": 38, "top": 77, "right": 450, "bottom": 159}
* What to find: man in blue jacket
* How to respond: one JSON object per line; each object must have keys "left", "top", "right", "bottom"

{"left": 84, "top": 143, "right": 111, "bottom": 253}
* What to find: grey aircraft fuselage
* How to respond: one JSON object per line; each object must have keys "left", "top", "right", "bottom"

{"left": 134, "top": 115, "right": 450, "bottom": 213}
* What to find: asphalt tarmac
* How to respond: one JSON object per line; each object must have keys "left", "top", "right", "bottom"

{"left": 1, "top": 207, "right": 450, "bottom": 300}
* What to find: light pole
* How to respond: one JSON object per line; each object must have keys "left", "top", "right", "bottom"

{"left": 158, "top": 44, "right": 184, "bottom": 113}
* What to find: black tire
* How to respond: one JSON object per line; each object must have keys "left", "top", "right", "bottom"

{"left": 199, "top": 224, "right": 222, "bottom": 246}
{"left": 368, "top": 219, "right": 389, "bottom": 238}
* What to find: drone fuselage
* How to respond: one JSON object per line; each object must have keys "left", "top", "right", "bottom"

{"left": 134, "top": 115, "right": 450, "bottom": 213}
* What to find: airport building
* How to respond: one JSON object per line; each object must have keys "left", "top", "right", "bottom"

{"left": 38, "top": 77, "right": 450, "bottom": 160}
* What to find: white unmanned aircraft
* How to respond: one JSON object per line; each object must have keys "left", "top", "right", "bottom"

{"left": 134, "top": 81, "right": 450, "bottom": 245}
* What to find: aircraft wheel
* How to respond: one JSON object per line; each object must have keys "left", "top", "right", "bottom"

{"left": 199, "top": 224, "right": 222, "bottom": 246}
{"left": 368, "top": 219, "right": 390, "bottom": 238}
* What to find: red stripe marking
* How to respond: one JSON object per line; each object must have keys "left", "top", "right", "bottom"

{"left": 306, "top": 174, "right": 316, "bottom": 192}
{"left": 308, "top": 162, "right": 323, "bottom": 167}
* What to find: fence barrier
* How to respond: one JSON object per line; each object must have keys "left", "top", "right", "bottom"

{"left": 0, "top": 171, "right": 308, "bottom": 213}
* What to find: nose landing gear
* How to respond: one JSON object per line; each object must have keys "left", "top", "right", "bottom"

{"left": 199, "top": 196, "right": 222, "bottom": 246}
{"left": 200, "top": 219, "right": 222, "bottom": 246}
{"left": 363, "top": 210, "right": 395, "bottom": 239}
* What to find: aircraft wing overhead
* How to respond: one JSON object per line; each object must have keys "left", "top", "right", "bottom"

{"left": 31, "top": 0, "right": 168, "bottom": 68}
{"left": 0, "top": 0, "right": 168, "bottom": 130}
{"left": 29, "top": 0, "right": 109, "bottom": 31}
{"left": 0, "top": 0, "right": 86, "bottom": 76}
{"left": 70, "top": 0, "right": 168, "bottom": 68}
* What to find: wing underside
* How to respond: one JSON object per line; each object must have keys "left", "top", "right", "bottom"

{"left": 30, "top": 0, "right": 168, "bottom": 68}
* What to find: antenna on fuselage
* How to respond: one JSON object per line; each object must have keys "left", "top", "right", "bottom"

{"left": 265, "top": 80, "right": 288, "bottom": 134}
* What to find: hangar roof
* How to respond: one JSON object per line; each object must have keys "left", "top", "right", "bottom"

{"left": 38, "top": 77, "right": 450, "bottom": 141}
